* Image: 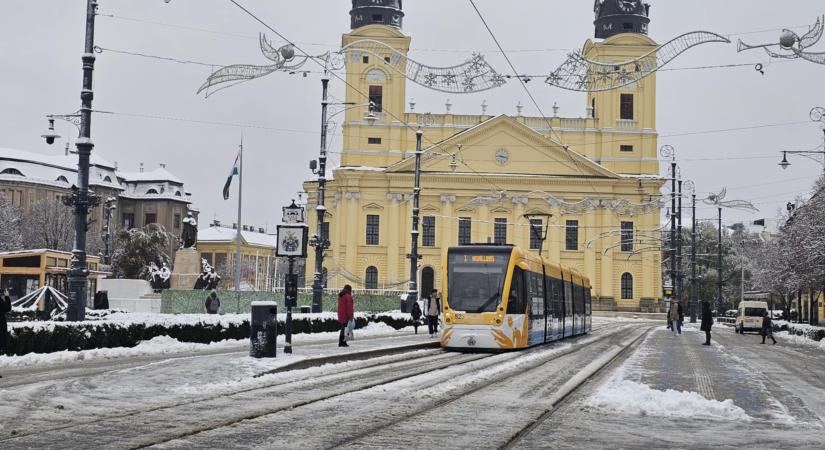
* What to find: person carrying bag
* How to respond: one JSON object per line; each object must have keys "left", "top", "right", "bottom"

{"left": 337, "top": 285, "right": 354, "bottom": 347}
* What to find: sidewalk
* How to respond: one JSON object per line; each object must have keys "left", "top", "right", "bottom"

{"left": 547, "top": 323, "right": 825, "bottom": 448}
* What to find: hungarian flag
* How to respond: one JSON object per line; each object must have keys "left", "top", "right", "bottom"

{"left": 223, "top": 153, "right": 240, "bottom": 200}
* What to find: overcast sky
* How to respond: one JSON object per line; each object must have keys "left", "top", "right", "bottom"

{"left": 2, "top": 0, "right": 824, "bottom": 231}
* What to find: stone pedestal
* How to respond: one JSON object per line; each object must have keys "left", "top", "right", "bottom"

{"left": 170, "top": 248, "right": 201, "bottom": 290}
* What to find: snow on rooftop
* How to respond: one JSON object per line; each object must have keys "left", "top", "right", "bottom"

{"left": 118, "top": 167, "right": 184, "bottom": 185}
{"left": 198, "top": 226, "right": 278, "bottom": 248}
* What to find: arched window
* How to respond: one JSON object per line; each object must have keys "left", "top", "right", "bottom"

{"left": 56, "top": 175, "right": 69, "bottom": 183}
{"left": 1, "top": 168, "right": 24, "bottom": 176}
{"left": 365, "top": 266, "right": 378, "bottom": 290}
{"left": 175, "top": 191, "right": 182, "bottom": 197}
{"left": 621, "top": 273, "right": 633, "bottom": 300}
{"left": 103, "top": 176, "right": 112, "bottom": 183}
{"left": 146, "top": 188, "right": 159, "bottom": 195}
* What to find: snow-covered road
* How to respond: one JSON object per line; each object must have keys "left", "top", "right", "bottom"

{"left": 0, "top": 320, "right": 648, "bottom": 449}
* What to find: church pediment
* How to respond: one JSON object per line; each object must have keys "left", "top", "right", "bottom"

{"left": 386, "top": 115, "right": 619, "bottom": 179}
{"left": 362, "top": 202, "right": 385, "bottom": 210}
{"left": 421, "top": 204, "right": 440, "bottom": 213}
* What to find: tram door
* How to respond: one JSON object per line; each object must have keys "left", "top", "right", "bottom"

{"left": 563, "top": 277, "right": 574, "bottom": 338}
{"left": 547, "top": 276, "right": 563, "bottom": 341}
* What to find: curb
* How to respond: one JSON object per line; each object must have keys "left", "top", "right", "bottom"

{"left": 256, "top": 341, "right": 442, "bottom": 376}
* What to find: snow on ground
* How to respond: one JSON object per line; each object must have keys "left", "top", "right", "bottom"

{"left": 0, "top": 322, "right": 405, "bottom": 369}
{"left": 774, "top": 330, "right": 825, "bottom": 350}
{"left": 590, "top": 379, "right": 751, "bottom": 421}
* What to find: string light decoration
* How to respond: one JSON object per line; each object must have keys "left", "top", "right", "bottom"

{"left": 703, "top": 188, "right": 759, "bottom": 212}
{"left": 545, "top": 31, "right": 731, "bottom": 92}
{"left": 198, "top": 35, "right": 507, "bottom": 96}
{"left": 738, "top": 16, "right": 825, "bottom": 65}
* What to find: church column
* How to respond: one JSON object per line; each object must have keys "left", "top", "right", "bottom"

{"left": 386, "top": 193, "right": 403, "bottom": 287}
{"left": 511, "top": 197, "right": 528, "bottom": 249}
{"left": 549, "top": 207, "right": 562, "bottom": 262}
{"left": 641, "top": 211, "right": 656, "bottom": 300}
{"left": 440, "top": 195, "right": 456, "bottom": 285}
{"left": 600, "top": 208, "right": 615, "bottom": 306}
{"left": 345, "top": 192, "right": 360, "bottom": 281}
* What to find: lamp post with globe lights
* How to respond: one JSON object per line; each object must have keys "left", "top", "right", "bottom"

{"left": 779, "top": 107, "right": 825, "bottom": 173}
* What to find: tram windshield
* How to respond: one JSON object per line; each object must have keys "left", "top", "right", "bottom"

{"left": 447, "top": 250, "right": 510, "bottom": 313}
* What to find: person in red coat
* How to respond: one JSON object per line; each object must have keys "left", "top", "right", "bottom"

{"left": 337, "top": 285, "right": 354, "bottom": 347}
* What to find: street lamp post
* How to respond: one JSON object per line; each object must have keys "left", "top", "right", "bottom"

{"left": 690, "top": 192, "right": 698, "bottom": 323}
{"left": 102, "top": 197, "right": 116, "bottom": 268}
{"left": 677, "top": 179, "right": 684, "bottom": 311}
{"left": 717, "top": 206, "right": 723, "bottom": 314}
{"left": 661, "top": 145, "right": 678, "bottom": 308}
{"left": 779, "top": 107, "right": 825, "bottom": 173}
{"left": 43, "top": 0, "right": 103, "bottom": 321}
{"left": 310, "top": 75, "right": 331, "bottom": 314}
{"left": 406, "top": 129, "right": 424, "bottom": 313}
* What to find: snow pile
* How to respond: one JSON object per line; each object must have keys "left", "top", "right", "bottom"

{"left": 591, "top": 379, "right": 752, "bottom": 422}
{"left": 0, "top": 336, "right": 245, "bottom": 369}
{"left": 775, "top": 331, "right": 825, "bottom": 350}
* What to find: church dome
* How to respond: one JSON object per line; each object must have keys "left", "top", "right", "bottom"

{"left": 594, "top": 0, "right": 651, "bottom": 39}
{"left": 350, "top": 0, "right": 404, "bottom": 30}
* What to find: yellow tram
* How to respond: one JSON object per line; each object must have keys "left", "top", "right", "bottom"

{"left": 440, "top": 245, "right": 592, "bottom": 350}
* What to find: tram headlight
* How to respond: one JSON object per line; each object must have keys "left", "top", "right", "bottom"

{"left": 445, "top": 312, "right": 452, "bottom": 324}
{"left": 495, "top": 312, "right": 504, "bottom": 325}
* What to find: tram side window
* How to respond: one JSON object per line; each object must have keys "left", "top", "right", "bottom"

{"left": 564, "top": 280, "right": 573, "bottom": 318}
{"left": 552, "top": 278, "right": 564, "bottom": 319}
{"left": 507, "top": 268, "right": 526, "bottom": 315}
{"left": 585, "top": 289, "right": 592, "bottom": 315}
{"left": 530, "top": 271, "right": 544, "bottom": 316}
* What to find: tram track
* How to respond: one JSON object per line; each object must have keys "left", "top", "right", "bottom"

{"left": 329, "top": 322, "right": 650, "bottom": 449}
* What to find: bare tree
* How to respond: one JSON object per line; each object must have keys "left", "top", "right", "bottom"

{"left": 0, "top": 196, "right": 22, "bottom": 251}
{"left": 20, "top": 199, "right": 74, "bottom": 251}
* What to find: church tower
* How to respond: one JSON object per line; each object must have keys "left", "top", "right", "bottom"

{"left": 587, "top": 0, "right": 657, "bottom": 176}
{"left": 341, "top": 0, "right": 412, "bottom": 168}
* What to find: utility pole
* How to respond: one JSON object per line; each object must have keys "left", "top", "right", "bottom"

{"left": 677, "top": 179, "right": 684, "bottom": 310}
{"left": 690, "top": 193, "right": 697, "bottom": 323}
{"left": 406, "top": 129, "right": 424, "bottom": 313}
{"left": 311, "top": 75, "right": 331, "bottom": 313}
{"left": 717, "top": 206, "right": 723, "bottom": 314}
{"left": 669, "top": 156, "right": 677, "bottom": 307}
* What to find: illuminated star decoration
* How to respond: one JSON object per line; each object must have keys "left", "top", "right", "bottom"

{"left": 738, "top": 16, "right": 825, "bottom": 65}
{"left": 545, "top": 31, "right": 731, "bottom": 92}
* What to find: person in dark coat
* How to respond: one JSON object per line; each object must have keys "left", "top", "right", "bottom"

{"left": 411, "top": 302, "right": 422, "bottom": 334}
{"left": 426, "top": 289, "right": 442, "bottom": 337}
{"left": 205, "top": 290, "right": 220, "bottom": 314}
{"left": 1, "top": 289, "right": 11, "bottom": 355}
{"left": 677, "top": 302, "right": 685, "bottom": 335}
{"left": 761, "top": 310, "right": 777, "bottom": 345}
{"left": 337, "top": 285, "right": 354, "bottom": 347}
{"left": 700, "top": 302, "right": 713, "bottom": 346}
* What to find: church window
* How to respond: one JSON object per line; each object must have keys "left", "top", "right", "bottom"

{"left": 494, "top": 218, "right": 507, "bottom": 245}
{"left": 384, "top": 56, "right": 391, "bottom": 63}
{"left": 365, "top": 69, "right": 388, "bottom": 82}
{"left": 365, "top": 266, "right": 378, "bottom": 289}
{"left": 1, "top": 168, "right": 24, "bottom": 176}
{"left": 56, "top": 175, "right": 69, "bottom": 183}
{"left": 363, "top": 56, "right": 370, "bottom": 64}
{"left": 122, "top": 213, "right": 135, "bottom": 229}
{"left": 621, "top": 221, "right": 634, "bottom": 252}
{"left": 529, "top": 219, "right": 543, "bottom": 250}
{"left": 369, "top": 85, "right": 383, "bottom": 112}
{"left": 144, "top": 213, "right": 157, "bottom": 225}
{"left": 458, "top": 217, "right": 472, "bottom": 245}
{"left": 620, "top": 145, "right": 634, "bottom": 152}
{"left": 565, "top": 220, "right": 579, "bottom": 251}
{"left": 146, "top": 188, "right": 159, "bottom": 195}
{"left": 366, "top": 214, "right": 380, "bottom": 245}
{"left": 620, "top": 94, "right": 634, "bottom": 120}
{"left": 621, "top": 273, "right": 634, "bottom": 299}
{"left": 103, "top": 176, "right": 112, "bottom": 182}
{"left": 423, "top": 216, "right": 436, "bottom": 247}
{"left": 174, "top": 213, "right": 181, "bottom": 230}
{"left": 368, "top": 137, "right": 382, "bottom": 145}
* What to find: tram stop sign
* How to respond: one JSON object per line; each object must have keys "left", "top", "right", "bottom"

{"left": 663, "top": 279, "right": 673, "bottom": 297}
{"left": 285, "top": 274, "right": 298, "bottom": 308}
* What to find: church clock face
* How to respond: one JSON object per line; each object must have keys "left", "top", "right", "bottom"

{"left": 495, "top": 148, "right": 510, "bottom": 166}
{"left": 616, "top": 0, "right": 638, "bottom": 13}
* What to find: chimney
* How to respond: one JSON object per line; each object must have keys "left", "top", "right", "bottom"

{"left": 258, "top": 227, "right": 265, "bottom": 233}
{"left": 159, "top": 163, "right": 167, "bottom": 169}
{"left": 139, "top": 163, "right": 144, "bottom": 173}
{"left": 233, "top": 223, "right": 238, "bottom": 229}
{"left": 213, "top": 219, "right": 221, "bottom": 227}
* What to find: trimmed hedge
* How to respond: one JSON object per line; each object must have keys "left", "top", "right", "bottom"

{"left": 161, "top": 290, "right": 403, "bottom": 314}
{"left": 4, "top": 314, "right": 413, "bottom": 357}
{"left": 773, "top": 323, "right": 825, "bottom": 342}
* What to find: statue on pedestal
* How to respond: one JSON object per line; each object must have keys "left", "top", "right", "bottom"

{"left": 181, "top": 212, "right": 198, "bottom": 249}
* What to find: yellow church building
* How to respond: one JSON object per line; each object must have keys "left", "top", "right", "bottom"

{"left": 304, "top": 0, "right": 664, "bottom": 312}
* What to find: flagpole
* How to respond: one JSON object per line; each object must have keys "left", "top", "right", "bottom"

{"left": 235, "top": 137, "right": 243, "bottom": 293}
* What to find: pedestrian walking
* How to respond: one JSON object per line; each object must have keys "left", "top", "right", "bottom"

{"left": 204, "top": 290, "right": 220, "bottom": 314}
{"left": 0, "top": 289, "right": 10, "bottom": 378}
{"left": 411, "top": 301, "right": 422, "bottom": 334}
{"left": 761, "top": 310, "right": 777, "bottom": 345}
{"left": 700, "top": 302, "right": 713, "bottom": 346}
{"left": 426, "top": 289, "right": 441, "bottom": 338}
{"left": 668, "top": 300, "right": 679, "bottom": 336}
{"left": 338, "top": 285, "right": 354, "bottom": 347}
{"left": 677, "top": 301, "right": 684, "bottom": 335}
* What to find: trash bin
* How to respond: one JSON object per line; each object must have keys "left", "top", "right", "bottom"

{"left": 399, "top": 294, "right": 408, "bottom": 313}
{"left": 300, "top": 306, "right": 311, "bottom": 314}
{"left": 250, "top": 301, "right": 277, "bottom": 358}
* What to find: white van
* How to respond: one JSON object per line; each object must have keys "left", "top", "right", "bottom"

{"left": 735, "top": 301, "right": 768, "bottom": 334}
